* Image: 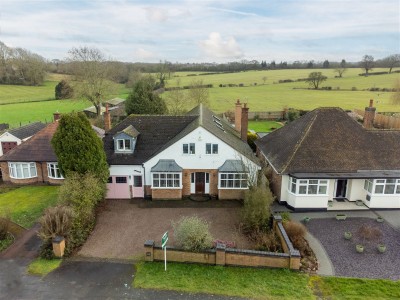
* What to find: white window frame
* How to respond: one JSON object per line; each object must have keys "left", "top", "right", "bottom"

{"left": 366, "top": 178, "right": 400, "bottom": 195}
{"left": 205, "top": 143, "right": 218, "bottom": 155}
{"left": 219, "top": 173, "right": 248, "bottom": 189}
{"left": 8, "top": 162, "right": 37, "bottom": 179}
{"left": 182, "top": 143, "right": 195, "bottom": 155}
{"left": 288, "top": 177, "right": 328, "bottom": 195}
{"left": 152, "top": 172, "right": 182, "bottom": 189}
{"left": 116, "top": 138, "right": 131, "bottom": 151}
{"left": 47, "top": 162, "right": 64, "bottom": 179}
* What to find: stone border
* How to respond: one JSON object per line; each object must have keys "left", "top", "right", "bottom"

{"left": 144, "top": 215, "right": 300, "bottom": 270}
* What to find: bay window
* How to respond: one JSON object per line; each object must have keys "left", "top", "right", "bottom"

{"left": 289, "top": 177, "right": 328, "bottom": 195}
{"left": 47, "top": 163, "right": 63, "bottom": 179}
{"left": 8, "top": 162, "right": 37, "bottom": 179}
{"left": 152, "top": 173, "right": 181, "bottom": 188}
{"left": 365, "top": 179, "right": 400, "bottom": 195}
{"left": 219, "top": 173, "right": 248, "bottom": 189}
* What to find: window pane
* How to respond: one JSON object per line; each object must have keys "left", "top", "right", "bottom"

{"left": 384, "top": 184, "right": 395, "bottom": 194}
{"left": 212, "top": 144, "right": 218, "bottom": 154}
{"left": 118, "top": 140, "right": 124, "bottom": 149}
{"left": 227, "top": 180, "right": 233, "bottom": 188}
{"left": 220, "top": 180, "right": 226, "bottom": 188}
{"left": 386, "top": 179, "right": 396, "bottom": 184}
{"left": 299, "top": 186, "right": 307, "bottom": 194}
{"left": 125, "top": 139, "right": 131, "bottom": 150}
{"left": 16, "top": 165, "right": 22, "bottom": 178}
{"left": 30, "top": 163, "right": 37, "bottom": 177}
{"left": 116, "top": 177, "right": 127, "bottom": 183}
{"left": 308, "top": 185, "right": 318, "bottom": 194}
{"left": 364, "top": 180, "right": 368, "bottom": 190}
{"left": 396, "top": 185, "right": 400, "bottom": 194}
{"left": 234, "top": 180, "right": 240, "bottom": 188}
{"left": 374, "top": 185, "right": 384, "bottom": 194}
{"left": 319, "top": 180, "right": 328, "bottom": 184}
{"left": 189, "top": 143, "right": 195, "bottom": 154}
{"left": 167, "top": 179, "right": 173, "bottom": 187}
{"left": 160, "top": 174, "right": 166, "bottom": 179}
{"left": 299, "top": 180, "right": 307, "bottom": 184}
{"left": 309, "top": 180, "right": 318, "bottom": 184}
{"left": 22, "top": 165, "right": 29, "bottom": 178}
{"left": 133, "top": 176, "right": 142, "bottom": 187}
{"left": 167, "top": 174, "right": 173, "bottom": 179}
{"left": 242, "top": 180, "right": 248, "bottom": 188}
{"left": 376, "top": 179, "right": 385, "bottom": 183}
{"left": 318, "top": 186, "right": 327, "bottom": 194}
{"left": 107, "top": 177, "right": 113, "bottom": 183}
{"left": 228, "top": 174, "right": 234, "bottom": 179}
{"left": 153, "top": 179, "right": 159, "bottom": 187}
{"left": 206, "top": 144, "right": 211, "bottom": 154}
{"left": 291, "top": 183, "right": 296, "bottom": 193}
{"left": 221, "top": 174, "right": 227, "bottom": 179}
{"left": 183, "top": 144, "right": 188, "bottom": 154}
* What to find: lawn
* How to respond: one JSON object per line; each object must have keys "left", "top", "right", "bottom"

{"left": 134, "top": 262, "right": 313, "bottom": 300}
{"left": 248, "top": 120, "right": 283, "bottom": 132}
{"left": 0, "top": 186, "right": 59, "bottom": 228}
{"left": 27, "top": 258, "right": 62, "bottom": 276}
{"left": 134, "top": 261, "right": 400, "bottom": 300}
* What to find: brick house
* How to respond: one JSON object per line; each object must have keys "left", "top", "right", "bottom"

{"left": 255, "top": 103, "right": 400, "bottom": 210}
{"left": 104, "top": 103, "right": 260, "bottom": 200}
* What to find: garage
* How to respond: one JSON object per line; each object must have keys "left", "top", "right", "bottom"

{"left": 106, "top": 176, "right": 131, "bottom": 199}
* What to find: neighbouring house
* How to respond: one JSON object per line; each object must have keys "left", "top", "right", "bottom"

{"left": 104, "top": 102, "right": 261, "bottom": 200}
{"left": 255, "top": 100, "right": 400, "bottom": 210}
{"left": 0, "top": 113, "right": 105, "bottom": 185}
{"left": 83, "top": 98, "right": 126, "bottom": 119}
{"left": 0, "top": 121, "right": 46, "bottom": 156}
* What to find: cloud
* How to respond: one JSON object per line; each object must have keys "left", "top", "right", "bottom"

{"left": 134, "top": 48, "right": 155, "bottom": 60}
{"left": 145, "top": 7, "right": 169, "bottom": 22}
{"left": 199, "top": 32, "right": 243, "bottom": 60}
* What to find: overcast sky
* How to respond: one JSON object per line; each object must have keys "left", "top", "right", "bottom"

{"left": 1, "top": 0, "right": 399, "bottom": 63}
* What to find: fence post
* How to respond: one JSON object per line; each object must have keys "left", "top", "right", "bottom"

{"left": 144, "top": 240, "right": 155, "bottom": 262}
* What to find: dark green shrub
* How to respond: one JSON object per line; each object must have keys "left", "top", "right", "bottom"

{"left": 247, "top": 131, "right": 258, "bottom": 152}
{"left": 173, "top": 216, "right": 213, "bottom": 252}
{"left": 0, "top": 216, "right": 10, "bottom": 240}
{"left": 55, "top": 80, "right": 74, "bottom": 99}
{"left": 39, "top": 240, "right": 55, "bottom": 260}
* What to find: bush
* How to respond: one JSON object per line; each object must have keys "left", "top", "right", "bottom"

{"left": 280, "top": 212, "right": 291, "bottom": 222}
{"left": 287, "top": 109, "right": 300, "bottom": 122}
{"left": 173, "top": 216, "right": 213, "bottom": 252}
{"left": 55, "top": 80, "right": 74, "bottom": 99}
{"left": 0, "top": 216, "right": 10, "bottom": 240}
{"left": 283, "top": 221, "right": 306, "bottom": 250}
{"left": 38, "top": 205, "right": 73, "bottom": 241}
{"left": 247, "top": 131, "right": 258, "bottom": 152}
{"left": 39, "top": 240, "right": 55, "bottom": 260}
{"left": 249, "top": 229, "right": 282, "bottom": 252}
{"left": 241, "top": 186, "right": 274, "bottom": 233}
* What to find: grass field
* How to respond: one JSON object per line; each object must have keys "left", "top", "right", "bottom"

{"left": 0, "top": 186, "right": 59, "bottom": 228}
{"left": 134, "top": 262, "right": 400, "bottom": 300}
{"left": 1, "top": 68, "right": 399, "bottom": 127}
{"left": 248, "top": 120, "right": 283, "bottom": 132}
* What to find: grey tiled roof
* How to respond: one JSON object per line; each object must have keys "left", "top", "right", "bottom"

{"left": 218, "top": 160, "right": 248, "bottom": 172}
{"left": 151, "top": 159, "right": 182, "bottom": 172}
{"left": 8, "top": 122, "right": 46, "bottom": 140}
{"left": 255, "top": 107, "right": 400, "bottom": 174}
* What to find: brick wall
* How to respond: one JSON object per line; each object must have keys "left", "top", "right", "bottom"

{"left": 181, "top": 169, "right": 218, "bottom": 197}
{"left": 144, "top": 215, "right": 301, "bottom": 270}
{"left": 218, "top": 189, "right": 245, "bottom": 200}
{"left": 152, "top": 188, "right": 182, "bottom": 200}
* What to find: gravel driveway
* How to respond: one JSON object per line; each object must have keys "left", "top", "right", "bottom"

{"left": 79, "top": 200, "right": 250, "bottom": 259}
{"left": 306, "top": 217, "right": 400, "bottom": 280}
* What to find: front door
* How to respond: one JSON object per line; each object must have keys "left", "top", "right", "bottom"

{"left": 195, "top": 172, "right": 205, "bottom": 194}
{"left": 132, "top": 175, "right": 144, "bottom": 198}
{"left": 335, "top": 179, "right": 348, "bottom": 198}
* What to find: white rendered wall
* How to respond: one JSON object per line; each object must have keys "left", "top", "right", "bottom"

{"left": 143, "top": 127, "right": 260, "bottom": 186}
{"left": 109, "top": 165, "right": 144, "bottom": 186}
{"left": 369, "top": 195, "right": 400, "bottom": 208}
{"left": 0, "top": 133, "right": 21, "bottom": 156}
{"left": 347, "top": 179, "right": 368, "bottom": 202}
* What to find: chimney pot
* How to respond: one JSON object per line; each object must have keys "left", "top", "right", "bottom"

{"left": 363, "top": 99, "right": 376, "bottom": 129}
{"left": 369, "top": 99, "right": 374, "bottom": 107}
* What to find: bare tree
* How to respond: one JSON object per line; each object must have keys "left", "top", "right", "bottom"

{"left": 166, "top": 78, "right": 188, "bottom": 115}
{"left": 187, "top": 79, "right": 210, "bottom": 106}
{"left": 334, "top": 59, "right": 347, "bottom": 78}
{"left": 305, "top": 72, "right": 327, "bottom": 89}
{"left": 382, "top": 54, "right": 400, "bottom": 73}
{"left": 361, "top": 55, "right": 374, "bottom": 76}
{"left": 68, "top": 46, "right": 117, "bottom": 116}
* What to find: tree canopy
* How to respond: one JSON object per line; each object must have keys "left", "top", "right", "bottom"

{"left": 125, "top": 75, "right": 167, "bottom": 115}
{"left": 305, "top": 72, "right": 327, "bottom": 89}
{"left": 51, "top": 112, "right": 109, "bottom": 183}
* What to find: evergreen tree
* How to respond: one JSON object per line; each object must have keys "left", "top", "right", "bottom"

{"left": 55, "top": 80, "right": 74, "bottom": 99}
{"left": 125, "top": 75, "right": 167, "bottom": 115}
{"left": 51, "top": 112, "right": 109, "bottom": 183}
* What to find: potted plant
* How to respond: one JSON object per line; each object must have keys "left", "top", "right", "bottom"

{"left": 344, "top": 231, "right": 352, "bottom": 240}
{"left": 303, "top": 216, "right": 311, "bottom": 223}
{"left": 356, "top": 244, "right": 364, "bottom": 253}
{"left": 336, "top": 214, "right": 347, "bottom": 220}
{"left": 376, "top": 216, "right": 384, "bottom": 223}
{"left": 377, "top": 244, "right": 386, "bottom": 253}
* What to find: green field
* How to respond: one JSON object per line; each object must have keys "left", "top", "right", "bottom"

{"left": 1, "top": 68, "right": 399, "bottom": 127}
{"left": 248, "top": 120, "right": 283, "bottom": 132}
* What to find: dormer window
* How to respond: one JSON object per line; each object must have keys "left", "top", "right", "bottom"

{"left": 117, "top": 139, "right": 131, "bottom": 151}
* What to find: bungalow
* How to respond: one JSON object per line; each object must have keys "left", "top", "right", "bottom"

{"left": 104, "top": 103, "right": 261, "bottom": 200}
{"left": 0, "top": 121, "right": 46, "bottom": 156}
{"left": 255, "top": 101, "right": 400, "bottom": 210}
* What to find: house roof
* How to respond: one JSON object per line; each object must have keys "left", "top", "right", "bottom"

{"left": 255, "top": 107, "right": 400, "bottom": 174}
{"left": 104, "top": 104, "right": 259, "bottom": 166}
{"left": 218, "top": 160, "right": 248, "bottom": 172}
{"left": 0, "top": 122, "right": 59, "bottom": 162}
{"left": 106, "top": 98, "right": 125, "bottom": 106}
{"left": 151, "top": 159, "right": 182, "bottom": 172}
{"left": 118, "top": 125, "right": 140, "bottom": 138}
{"left": 8, "top": 122, "right": 46, "bottom": 140}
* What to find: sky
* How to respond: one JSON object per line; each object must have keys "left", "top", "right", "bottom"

{"left": 0, "top": 0, "right": 399, "bottom": 63}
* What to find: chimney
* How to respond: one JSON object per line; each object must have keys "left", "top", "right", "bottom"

{"left": 363, "top": 99, "right": 376, "bottom": 129}
{"left": 241, "top": 103, "right": 249, "bottom": 142}
{"left": 235, "top": 99, "right": 242, "bottom": 132}
{"left": 53, "top": 112, "right": 61, "bottom": 122}
{"left": 104, "top": 104, "right": 111, "bottom": 132}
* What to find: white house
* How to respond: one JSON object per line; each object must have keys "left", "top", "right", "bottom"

{"left": 255, "top": 103, "right": 400, "bottom": 210}
{"left": 103, "top": 103, "right": 260, "bottom": 200}
{"left": 0, "top": 122, "right": 46, "bottom": 156}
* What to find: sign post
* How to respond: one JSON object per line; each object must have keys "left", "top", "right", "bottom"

{"left": 161, "top": 231, "right": 168, "bottom": 271}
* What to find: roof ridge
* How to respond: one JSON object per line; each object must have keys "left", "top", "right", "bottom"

{"left": 281, "top": 113, "right": 318, "bottom": 173}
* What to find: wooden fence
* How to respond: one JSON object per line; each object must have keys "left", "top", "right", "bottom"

{"left": 144, "top": 215, "right": 301, "bottom": 270}
{"left": 354, "top": 109, "right": 400, "bottom": 129}
{"left": 248, "top": 111, "right": 285, "bottom": 120}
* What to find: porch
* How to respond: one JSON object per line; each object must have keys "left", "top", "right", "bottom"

{"left": 327, "top": 199, "right": 369, "bottom": 211}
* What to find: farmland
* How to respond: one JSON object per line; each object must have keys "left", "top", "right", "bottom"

{"left": 0, "top": 68, "right": 399, "bottom": 127}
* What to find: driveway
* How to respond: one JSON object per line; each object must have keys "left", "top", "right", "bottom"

{"left": 79, "top": 199, "right": 250, "bottom": 259}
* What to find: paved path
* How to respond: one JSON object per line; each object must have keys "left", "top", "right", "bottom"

{"left": 0, "top": 223, "right": 41, "bottom": 259}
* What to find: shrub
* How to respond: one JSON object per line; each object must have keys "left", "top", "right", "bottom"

{"left": 351, "top": 87, "right": 357, "bottom": 91}
{"left": 38, "top": 205, "right": 73, "bottom": 241}
{"left": 247, "top": 131, "right": 258, "bottom": 152}
{"left": 280, "top": 212, "right": 291, "bottom": 222}
{"left": 39, "top": 240, "right": 55, "bottom": 260}
{"left": 283, "top": 221, "right": 307, "bottom": 250}
{"left": 0, "top": 215, "right": 10, "bottom": 240}
{"left": 55, "top": 80, "right": 74, "bottom": 99}
{"left": 249, "top": 229, "right": 282, "bottom": 252}
{"left": 173, "top": 216, "right": 213, "bottom": 252}
{"left": 356, "top": 224, "right": 382, "bottom": 245}
{"left": 287, "top": 109, "right": 300, "bottom": 122}
{"left": 241, "top": 186, "right": 274, "bottom": 233}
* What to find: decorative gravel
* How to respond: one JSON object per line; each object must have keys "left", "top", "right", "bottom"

{"left": 306, "top": 217, "right": 400, "bottom": 280}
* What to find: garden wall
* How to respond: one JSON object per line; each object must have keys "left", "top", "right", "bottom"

{"left": 144, "top": 215, "right": 301, "bottom": 270}
{"left": 354, "top": 109, "right": 400, "bottom": 129}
